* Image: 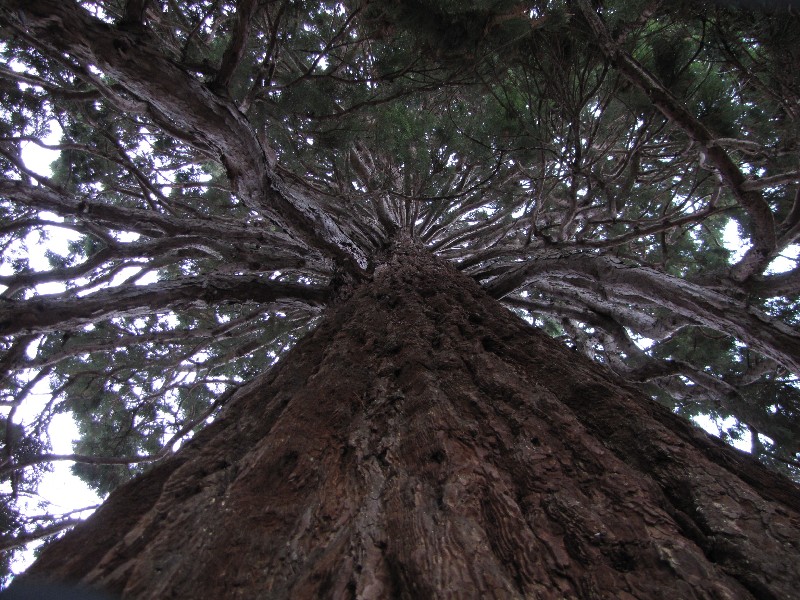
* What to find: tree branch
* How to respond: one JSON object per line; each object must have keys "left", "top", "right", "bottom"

{"left": 211, "top": 0, "right": 259, "bottom": 93}
{"left": 741, "top": 171, "right": 800, "bottom": 192}
{"left": 745, "top": 268, "right": 800, "bottom": 297}
{"left": 486, "top": 253, "right": 800, "bottom": 374}
{"left": 0, "top": 517, "right": 84, "bottom": 552}
{"left": 0, "top": 179, "right": 312, "bottom": 260}
{"left": 0, "top": 274, "right": 329, "bottom": 336}
{"left": 120, "top": 0, "right": 150, "bottom": 27}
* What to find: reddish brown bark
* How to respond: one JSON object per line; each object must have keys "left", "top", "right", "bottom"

{"left": 17, "top": 241, "right": 800, "bottom": 599}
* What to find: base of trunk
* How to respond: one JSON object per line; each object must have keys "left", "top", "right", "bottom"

{"left": 21, "top": 244, "right": 800, "bottom": 599}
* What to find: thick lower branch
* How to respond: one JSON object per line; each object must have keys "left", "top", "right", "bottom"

{"left": 487, "top": 253, "right": 800, "bottom": 374}
{"left": 0, "top": 274, "right": 329, "bottom": 336}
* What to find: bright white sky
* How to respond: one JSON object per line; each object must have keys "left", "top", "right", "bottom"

{"left": 6, "top": 122, "right": 798, "bottom": 573}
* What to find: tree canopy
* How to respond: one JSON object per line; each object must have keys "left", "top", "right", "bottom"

{"left": 1, "top": 0, "right": 799, "bottom": 580}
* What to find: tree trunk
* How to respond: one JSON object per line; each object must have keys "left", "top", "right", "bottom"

{"left": 16, "top": 241, "right": 800, "bottom": 599}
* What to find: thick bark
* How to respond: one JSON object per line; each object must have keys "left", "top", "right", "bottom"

{"left": 15, "top": 242, "right": 800, "bottom": 599}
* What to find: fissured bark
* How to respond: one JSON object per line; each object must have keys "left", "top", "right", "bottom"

{"left": 19, "top": 241, "right": 800, "bottom": 598}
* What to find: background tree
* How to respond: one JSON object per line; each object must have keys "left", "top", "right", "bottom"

{"left": 0, "top": 0, "right": 799, "bottom": 591}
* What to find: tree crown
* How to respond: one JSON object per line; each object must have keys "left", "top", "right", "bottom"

{"left": 1, "top": 0, "right": 799, "bottom": 579}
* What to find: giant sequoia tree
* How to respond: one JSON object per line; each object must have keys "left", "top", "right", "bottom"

{"left": 1, "top": 0, "right": 800, "bottom": 597}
